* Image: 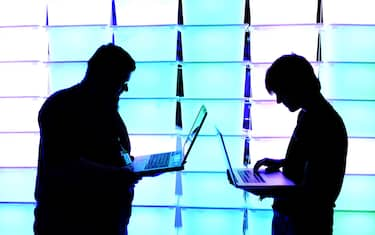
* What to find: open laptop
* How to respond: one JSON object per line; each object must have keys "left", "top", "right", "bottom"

{"left": 129, "top": 105, "right": 207, "bottom": 176}
{"left": 216, "top": 128, "right": 295, "bottom": 195}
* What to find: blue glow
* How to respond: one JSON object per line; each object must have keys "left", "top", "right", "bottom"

{"left": 322, "top": 26, "right": 375, "bottom": 62}
{"left": 183, "top": 63, "right": 246, "bottom": 99}
{"left": 180, "top": 208, "right": 244, "bottom": 235}
{"left": 180, "top": 100, "right": 244, "bottom": 135}
{"left": 114, "top": 26, "right": 177, "bottom": 62}
{"left": 332, "top": 100, "right": 375, "bottom": 137}
{"left": 118, "top": 99, "right": 176, "bottom": 134}
{"left": 334, "top": 211, "right": 375, "bottom": 235}
{"left": 320, "top": 63, "right": 375, "bottom": 100}
{"left": 47, "top": 26, "right": 112, "bottom": 61}
{"left": 0, "top": 168, "right": 36, "bottom": 202}
{"left": 181, "top": 25, "right": 245, "bottom": 62}
{"left": 182, "top": 0, "right": 245, "bottom": 25}
{"left": 48, "top": 62, "right": 87, "bottom": 93}
{"left": 123, "top": 62, "right": 177, "bottom": 98}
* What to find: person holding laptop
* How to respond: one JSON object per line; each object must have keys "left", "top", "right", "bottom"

{"left": 34, "top": 43, "right": 141, "bottom": 235}
{"left": 252, "top": 54, "right": 348, "bottom": 235}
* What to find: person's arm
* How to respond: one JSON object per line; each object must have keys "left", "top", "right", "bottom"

{"left": 253, "top": 158, "right": 285, "bottom": 174}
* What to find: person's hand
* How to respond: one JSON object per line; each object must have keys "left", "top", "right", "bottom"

{"left": 253, "top": 158, "right": 284, "bottom": 175}
{"left": 121, "top": 165, "right": 142, "bottom": 184}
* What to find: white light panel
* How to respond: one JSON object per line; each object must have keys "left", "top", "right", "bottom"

{"left": 115, "top": 0, "right": 178, "bottom": 25}
{"left": 250, "top": 0, "right": 318, "bottom": 25}
{"left": 0, "top": 98, "right": 43, "bottom": 132}
{"left": 250, "top": 25, "right": 319, "bottom": 63}
{"left": 324, "top": 0, "right": 375, "bottom": 24}
{"left": 0, "top": 27, "right": 48, "bottom": 61}
{"left": 0, "top": 63, "right": 48, "bottom": 97}
{"left": 0, "top": 0, "right": 46, "bottom": 26}
{"left": 250, "top": 102, "right": 298, "bottom": 137}
{"left": 47, "top": 0, "right": 111, "bottom": 25}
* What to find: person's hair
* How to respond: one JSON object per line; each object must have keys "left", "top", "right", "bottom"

{"left": 84, "top": 43, "right": 136, "bottom": 83}
{"left": 265, "top": 54, "right": 321, "bottom": 95}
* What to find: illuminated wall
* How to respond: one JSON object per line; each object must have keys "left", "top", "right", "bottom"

{"left": 0, "top": 0, "right": 374, "bottom": 234}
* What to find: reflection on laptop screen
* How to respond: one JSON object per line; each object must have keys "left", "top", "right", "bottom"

{"left": 183, "top": 105, "right": 207, "bottom": 157}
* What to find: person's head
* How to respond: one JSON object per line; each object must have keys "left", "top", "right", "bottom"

{"left": 265, "top": 54, "right": 321, "bottom": 112}
{"left": 83, "top": 43, "right": 136, "bottom": 99}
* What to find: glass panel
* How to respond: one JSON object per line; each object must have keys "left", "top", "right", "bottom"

{"left": 332, "top": 100, "right": 375, "bottom": 138}
{"left": 180, "top": 100, "right": 244, "bottom": 135}
{"left": 250, "top": 25, "right": 319, "bottom": 63}
{"left": 47, "top": 26, "right": 112, "bottom": 61}
{"left": 250, "top": 0, "right": 318, "bottom": 25}
{"left": 180, "top": 173, "right": 245, "bottom": 208}
{"left": 181, "top": 25, "right": 245, "bottom": 62}
{"left": 0, "top": 98, "right": 43, "bottom": 132}
{"left": 114, "top": 26, "right": 177, "bottom": 61}
{"left": 184, "top": 135, "right": 244, "bottom": 172}
{"left": 123, "top": 62, "right": 176, "bottom": 99}
{"left": 182, "top": 0, "right": 245, "bottom": 25}
{"left": 320, "top": 63, "right": 375, "bottom": 100}
{"left": 346, "top": 138, "right": 375, "bottom": 174}
{"left": 0, "top": 168, "right": 36, "bottom": 202}
{"left": 118, "top": 99, "right": 176, "bottom": 134}
{"left": 0, "top": 133, "right": 39, "bottom": 167}
{"left": 249, "top": 138, "right": 289, "bottom": 164}
{"left": 0, "top": 0, "right": 46, "bottom": 26}
{"left": 128, "top": 207, "right": 176, "bottom": 235}
{"left": 115, "top": 0, "right": 178, "bottom": 25}
{"left": 183, "top": 62, "right": 246, "bottom": 99}
{"left": 321, "top": 25, "right": 375, "bottom": 62}
{"left": 335, "top": 175, "right": 375, "bottom": 211}
{"left": 0, "top": 27, "right": 48, "bottom": 61}
{"left": 48, "top": 62, "right": 87, "bottom": 94}
{"left": 0, "top": 204, "right": 35, "bottom": 235}
{"left": 334, "top": 211, "right": 375, "bottom": 235}
{"left": 250, "top": 101, "right": 298, "bottom": 137}
{"left": 0, "top": 62, "right": 48, "bottom": 97}
{"left": 133, "top": 173, "right": 177, "bottom": 206}
{"left": 180, "top": 208, "right": 244, "bottom": 235}
{"left": 47, "top": 0, "right": 111, "bottom": 26}
{"left": 324, "top": 0, "right": 375, "bottom": 24}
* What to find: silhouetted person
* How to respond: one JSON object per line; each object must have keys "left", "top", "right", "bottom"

{"left": 253, "top": 54, "right": 348, "bottom": 235}
{"left": 34, "top": 43, "right": 140, "bottom": 235}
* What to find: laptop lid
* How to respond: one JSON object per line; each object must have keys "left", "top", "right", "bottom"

{"left": 131, "top": 105, "right": 207, "bottom": 176}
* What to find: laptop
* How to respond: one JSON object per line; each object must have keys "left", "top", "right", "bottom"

{"left": 129, "top": 105, "right": 207, "bottom": 176}
{"left": 216, "top": 128, "right": 295, "bottom": 195}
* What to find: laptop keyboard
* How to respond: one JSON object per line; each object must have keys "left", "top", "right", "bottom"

{"left": 145, "top": 152, "right": 171, "bottom": 169}
{"left": 237, "top": 170, "right": 265, "bottom": 183}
